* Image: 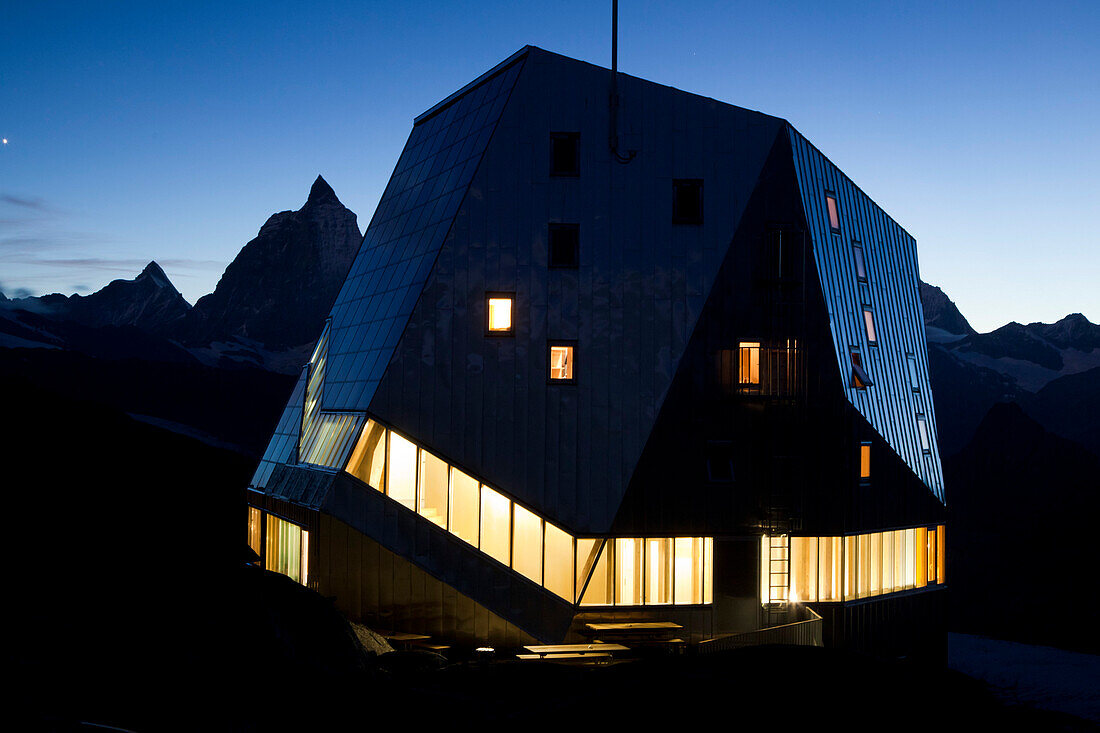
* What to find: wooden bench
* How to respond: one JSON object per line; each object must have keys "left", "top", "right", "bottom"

{"left": 518, "top": 642, "right": 629, "bottom": 664}
{"left": 583, "top": 621, "right": 683, "bottom": 644}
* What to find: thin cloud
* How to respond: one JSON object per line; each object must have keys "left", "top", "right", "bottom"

{"left": 0, "top": 256, "right": 225, "bottom": 272}
{"left": 0, "top": 194, "right": 54, "bottom": 212}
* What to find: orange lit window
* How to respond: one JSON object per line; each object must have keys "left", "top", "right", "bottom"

{"left": 850, "top": 350, "right": 872, "bottom": 390}
{"left": 738, "top": 341, "right": 760, "bottom": 386}
{"left": 549, "top": 343, "right": 574, "bottom": 382}
{"left": 826, "top": 194, "right": 840, "bottom": 232}
{"left": 860, "top": 443, "right": 871, "bottom": 480}
{"left": 487, "top": 295, "right": 513, "bottom": 333}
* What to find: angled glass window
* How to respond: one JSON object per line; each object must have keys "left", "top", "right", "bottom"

{"left": 487, "top": 294, "right": 514, "bottom": 334}
{"left": 850, "top": 350, "right": 873, "bottom": 390}
{"left": 673, "top": 179, "right": 703, "bottom": 224}
{"left": 578, "top": 539, "right": 612, "bottom": 606}
{"left": 448, "top": 467, "right": 480, "bottom": 547}
{"left": 387, "top": 431, "right": 418, "bottom": 510}
{"left": 548, "top": 223, "right": 579, "bottom": 268}
{"left": 852, "top": 241, "right": 867, "bottom": 281}
{"left": 543, "top": 522, "right": 575, "bottom": 601}
{"left": 826, "top": 193, "right": 840, "bottom": 232}
{"left": 917, "top": 415, "right": 931, "bottom": 453}
{"left": 417, "top": 449, "right": 449, "bottom": 528}
{"left": 863, "top": 308, "right": 877, "bottom": 344}
{"left": 247, "top": 506, "right": 262, "bottom": 559}
{"left": 346, "top": 419, "right": 387, "bottom": 491}
{"left": 550, "top": 132, "right": 579, "bottom": 176}
{"left": 512, "top": 503, "right": 543, "bottom": 584}
{"left": 860, "top": 443, "right": 871, "bottom": 481}
{"left": 549, "top": 343, "right": 574, "bottom": 382}
{"left": 479, "top": 485, "right": 511, "bottom": 566}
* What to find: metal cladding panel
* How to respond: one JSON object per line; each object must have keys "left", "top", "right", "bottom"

{"left": 788, "top": 127, "right": 945, "bottom": 500}
{"left": 366, "top": 47, "right": 784, "bottom": 533}
{"left": 319, "top": 58, "right": 524, "bottom": 413}
{"left": 249, "top": 371, "right": 305, "bottom": 489}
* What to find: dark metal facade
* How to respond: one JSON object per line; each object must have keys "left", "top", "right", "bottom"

{"left": 247, "top": 46, "right": 947, "bottom": 652}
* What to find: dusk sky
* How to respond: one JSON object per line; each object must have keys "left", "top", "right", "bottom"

{"left": 1, "top": 1, "right": 1096, "bottom": 332}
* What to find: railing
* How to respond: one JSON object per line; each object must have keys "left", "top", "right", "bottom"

{"left": 697, "top": 606, "right": 822, "bottom": 654}
{"left": 717, "top": 342, "right": 803, "bottom": 399}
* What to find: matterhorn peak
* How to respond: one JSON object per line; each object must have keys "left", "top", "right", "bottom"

{"left": 306, "top": 175, "right": 339, "bottom": 206}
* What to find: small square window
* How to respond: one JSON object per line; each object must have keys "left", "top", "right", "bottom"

{"left": 487, "top": 294, "right": 514, "bottom": 335}
{"left": 673, "top": 179, "right": 703, "bottom": 225}
{"left": 852, "top": 241, "right": 867, "bottom": 281}
{"left": 863, "top": 308, "right": 877, "bottom": 344}
{"left": 549, "top": 224, "right": 579, "bottom": 268}
{"left": 550, "top": 132, "right": 579, "bottom": 177}
{"left": 860, "top": 443, "right": 871, "bottom": 481}
{"left": 826, "top": 194, "right": 840, "bottom": 233}
{"left": 548, "top": 343, "right": 575, "bottom": 382}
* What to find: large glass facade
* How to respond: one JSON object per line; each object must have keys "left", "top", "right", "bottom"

{"left": 335, "top": 417, "right": 714, "bottom": 605}
{"left": 774, "top": 525, "right": 946, "bottom": 603}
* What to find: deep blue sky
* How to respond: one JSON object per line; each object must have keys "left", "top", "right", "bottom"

{"left": 1, "top": 1, "right": 1096, "bottom": 332}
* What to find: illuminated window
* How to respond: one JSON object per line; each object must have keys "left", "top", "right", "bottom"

{"left": 578, "top": 539, "right": 612, "bottom": 606}
{"left": 738, "top": 341, "right": 760, "bottom": 386}
{"left": 550, "top": 132, "right": 579, "bottom": 176}
{"left": 850, "top": 350, "right": 872, "bottom": 390}
{"left": 479, "top": 485, "right": 511, "bottom": 566}
{"left": 790, "top": 536, "right": 817, "bottom": 603}
{"left": 672, "top": 179, "right": 703, "bottom": 225}
{"left": 417, "top": 449, "right": 449, "bottom": 528}
{"left": 863, "top": 308, "right": 877, "bottom": 344}
{"left": 549, "top": 343, "right": 574, "bottom": 382}
{"left": 674, "top": 537, "right": 707, "bottom": 605}
{"left": 448, "top": 467, "right": 480, "bottom": 547}
{"left": 543, "top": 522, "right": 575, "bottom": 601}
{"left": 549, "top": 223, "right": 579, "bottom": 268}
{"left": 487, "top": 295, "right": 513, "bottom": 334}
{"left": 346, "top": 419, "right": 387, "bottom": 491}
{"left": 826, "top": 193, "right": 840, "bottom": 232}
{"left": 937, "top": 525, "right": 946, "bottom": 583}
{"left": 852, "top": 241, "right": 867, "bottom": 281}
{"left": 387, "top": 431, "right": 418, "bottom": 510}
{"left": 615, "top": 538, "right": 644, "bottom": 605}
{"left": 512, "top": 503, "right": 543, "bottom": 584}
{"left": 927, "top": 527, "right": 937, "bottom": 585}
{"left": 265, "top": 514, "right": 308, "bottom": 586}
{"left": 645, "top": 538, "right": 673, "bottom": 605}
{"left": 819, "top": 536, "right": 842, "bottom": 601}
{"left": 860, "top": 443, "right": 871, "bottom": 481}
{"left": 917, "top": 415, "right": 931, "bottom": 453}
{"left": 247, "top": 506, "right": 262, "bottom": 559}
{"left": 915, "top": 527, "right": 928, "bottom": 588}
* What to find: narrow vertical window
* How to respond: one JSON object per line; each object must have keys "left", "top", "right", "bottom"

{"left": 645, "top": 538, "right": 673, "bottom": 605}
{"left": 487, "top": 294, "right": 514, "bottom": 334}
{"left": 917, "top": 415, "right": 931, "bottom": 453}
{"left": 852, "top": 241, "right": 867, "bottom": 281}
{"left": 578, "top": 539, "right": 612, "bottom": 606}
{"left": 907, "top": 355, "right": 921, "bottom": 392}
{"left": 386, "top": 431, "right": 418, "bottom": 510}
{"left": 550, "top": 132, "right": 580, "bottom": 176}
{"left": 672, "top": 179, "right": 704, "bottom": 225}
{"left": 548, "top": 223, "right": 579, "bottom": 268}
{"left": 826, "top": 193, "right": 840, "bottom": 232}
{"left": 449, "top": 467, "right": 480, "bottom": 547}
{"left": 543, "top": 522, "right": 575, "bottom": 601}
{"left": 346, "top": 419, "right": 387, "bottom": 491}
{"left": 417, "top": 449, "right": 449, "bottom": 528}
{"left": 863, "top": 308, "right": 877, "bottom": 344}
{"left": 615, "top": 538, "right": 644, "bottom": 605}
{"left": 511, "top": 504, "right": 543, "bottom": 584}
{"left": 548, "top": 343, "right": 575, "bottom": 382}
{"left": 247, "top": 506, "right": 263, "bottom": 559}
{"left": 479, "top": 485, "right": 512, "bottom": 566}
{"left": 860, "top": 443, "right": 871, "bottom": 481}
{"left": 738, "top": 341, "right": 760, "bottom": 387}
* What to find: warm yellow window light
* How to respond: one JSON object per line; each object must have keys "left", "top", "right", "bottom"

{"left": 417, "top": 449, "right": 449, "bottom": 529}
{"left": 479, "top": 485, "right": 512, "bottom": 566}
{"left": 346, "top": 419, "right": 387, "bottom": 491}
{"left": 387, "top": 431, "right": 418, "bottom": 510}
{"left": 448, "top": 467, "right": 480, "bottom": 547}
{"left": 512, "top": 503, "right": 543, "bottom": 584}
{"left": 543, "top": 522, "right": 574, "bottom": 601}
{"left": 549, "top": 344, "right": 573, "bottom": 380}
{"left": 860, "top": 444, "right": 871, "bottom": 479}
{"left": 487, "top": 296, "right": 513, "bottom": 332}
{"left": 247, "top": 506, "right": 262, "bottom": 558}
{"left": 738, "top": 341, "right": 760, "bottom": 385}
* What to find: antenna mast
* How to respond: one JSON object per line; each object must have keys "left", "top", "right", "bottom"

{"left": 610, "top": 0, "right": 635, "bottom": 163}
